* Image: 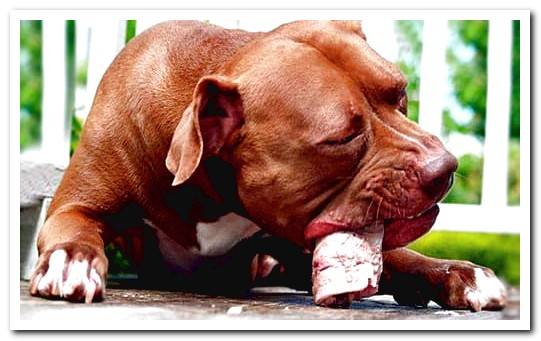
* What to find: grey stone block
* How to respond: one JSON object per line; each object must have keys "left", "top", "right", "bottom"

{"left": 20, "top": 161, "right": 64, "bottom": 280}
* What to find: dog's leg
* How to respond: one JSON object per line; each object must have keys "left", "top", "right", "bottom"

{"left": 378, "top": 248, "right": 507, "bottom": 311}
{"left": 244, "top": 233, "right": 312, "bottom": 291}
{"left": 29, "top": 208, "right": 109, "bottom": 303}
{"left": 238, "top": 241, "right": 507, "bottom": 311}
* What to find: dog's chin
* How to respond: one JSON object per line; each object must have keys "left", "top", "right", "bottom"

{"left": 304, "top": 204, "right": 439, "bottom": 249}
{"left": 381, "top": 204, "right": 439, "bottom": 249}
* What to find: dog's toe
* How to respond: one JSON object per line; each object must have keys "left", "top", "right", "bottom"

{"left": 30, "top": 245, "right": 107, "bottom": 303}
{"left": 463, "top": 268, "right": 507, "bottom": 312}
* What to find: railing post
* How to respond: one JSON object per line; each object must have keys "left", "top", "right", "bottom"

{"left": 418, "top": 20, "right": 448, "bottom": 138}
{"left": 84, "top": 20, "right": 127, "bottom": 117}
{"left": 481, "top": 20, "right": 513, "bottom": 208}
{"left": 136, "top": 19, "right": 163, "bottom": 34}
{"left": 41, "top": 20, "right": 71, "bottom": 167}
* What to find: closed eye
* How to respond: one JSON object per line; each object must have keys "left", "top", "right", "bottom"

{"left": 322, "top": 130, "right": 362, "bottom": 145}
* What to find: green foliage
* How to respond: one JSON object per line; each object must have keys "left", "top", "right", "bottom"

{"left": 442, "top": 109, "right": 469, "bottom": 135}
{"left": 70, "top": 116, "right": 83, "bottom": 156}
{"left": 125, "top": 20, "right": 137, "bottom": 43}
{"left": 446, "top": 20, "right": 520, "bottom": 140}
{"left": 76, "top": 60, "right": 88, "bottom": 86}
{"left": 510, "top": 21, "right": 520, "bottom": 139}
{"left": 443, "top": 142, "right": 520, "bottom": 205}
{"left": 20, "top": 20, "right": 42, "bottom": 150}
{"left": 444, "top": 153, "right": 483, "bottom": 204}
{"left": 395, "top": 21, "right": 423, "bottom": 123}
{"left": 508, "top": 139, "right": 520, "bottom": 205}
{"left": 410, "top": 231, "right": 520, "bottom": 286}
{"left": 396, "top": 20, "right": 521, "bottom": 206}
{"left": 66, "top": 21, "right": 77, "bottom": 119}
{"left": 65, "top": 20, "right": 78, "bottom": 156}
{"left": 397, "top": 20, "right": 520, "bottom": 141}
{"left": 105, "top": 244, "right": 136, "bottom": 275}
{"left": 447, "top": 21, "right": 488, "bottom": 138}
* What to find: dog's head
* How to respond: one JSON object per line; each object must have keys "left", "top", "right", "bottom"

{"left": 166, "top": 21, "right": 457, "bottom": 249}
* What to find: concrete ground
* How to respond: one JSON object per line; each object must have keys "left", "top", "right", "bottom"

{"left": 20, "top": 280, "right": 520, "bottom": 320}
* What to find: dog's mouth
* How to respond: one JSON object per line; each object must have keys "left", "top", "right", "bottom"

{"left": 381, "top": 204, "right": 439, "bottom": 249}
{"left": 308, "top": 204, "right": 439, "bottom": 308}
{"left": 387, "top": 203, "right": 439, "bottom": 223}
{"left": 305, "top": 204, "right": 439, "bottom": 247}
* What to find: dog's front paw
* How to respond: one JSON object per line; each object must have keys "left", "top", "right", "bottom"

{"left": 431, "top": 261, "right": 507, "bottom": 312}
{"left": 29, "top": 243, "right": 108, "bottom": 303}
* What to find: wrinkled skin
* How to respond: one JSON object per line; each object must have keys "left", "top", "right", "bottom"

{"left": 223, "top": 22, "right": 454, "bottom": 248}
{"left": 30, "top": 21, "right": 506, "bottom": 311}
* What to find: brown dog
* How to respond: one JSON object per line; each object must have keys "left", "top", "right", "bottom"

{"left": 30, "top": 20, "right": 506, "bottom": 311}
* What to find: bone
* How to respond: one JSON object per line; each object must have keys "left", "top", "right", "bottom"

{"left": 312, "top": 223, "right": 384, "bottom": 308}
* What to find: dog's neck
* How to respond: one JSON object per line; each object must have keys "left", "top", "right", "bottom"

{"left": 164, "top": 156, "right": 246, "bottom": 225}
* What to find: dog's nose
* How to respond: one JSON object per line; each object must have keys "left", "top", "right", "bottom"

{"left": 420, "top": 152, "right": 458, "bottom": 198}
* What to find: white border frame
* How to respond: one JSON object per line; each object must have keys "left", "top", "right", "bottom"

{"left": 10, "top": 9, "right": 531, "bottom": 330}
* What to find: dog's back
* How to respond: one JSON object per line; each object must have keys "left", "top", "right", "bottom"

{"left": 49, "top": 22, "right": 259, "bottom": 218}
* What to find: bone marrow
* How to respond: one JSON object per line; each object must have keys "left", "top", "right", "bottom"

{"left": 312, "top": 223, "right": 384, "bottom": 308}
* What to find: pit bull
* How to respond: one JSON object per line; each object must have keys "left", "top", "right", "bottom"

{"left": 29, "top": 20, "right": 506, "bottom": 311}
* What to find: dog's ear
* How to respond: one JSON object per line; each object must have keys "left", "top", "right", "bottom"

{"left": 166, "top": 75, "right": 243, "bottom": 186}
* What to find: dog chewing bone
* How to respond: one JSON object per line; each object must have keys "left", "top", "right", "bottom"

{"left": 312, "top": 223, "right": 384, "bottom": 307}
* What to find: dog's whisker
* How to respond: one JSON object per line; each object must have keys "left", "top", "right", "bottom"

{"left": 453, "top": 172, "right": 465, "bottom": 179}
{"left": 375, "top": 198, "right": 383, "bottom": 222}
{"left": 362, "top": 198, "right": 375, "bottom": 226}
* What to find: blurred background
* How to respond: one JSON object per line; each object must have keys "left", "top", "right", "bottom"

{"left": 19, "top": 19, "right": 521, "bottom": 286}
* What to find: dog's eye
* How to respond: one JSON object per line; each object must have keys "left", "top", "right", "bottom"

{"left": 323, "top": 130, "right": 362, "bottom": 145}
{"left": 321, "top": 115, "right": 364, "bottom": 146}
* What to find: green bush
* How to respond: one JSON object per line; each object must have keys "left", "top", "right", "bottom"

{"left": 20, "top": 20, "right": 42, "bottom": 150}
{"left": 409, "top": 231, "right": 520, "bottom": 286}
{"left": 443, "top": 143, "right": 520, "bottom": 205}
{"left": 444, "top": 153, "right": 483, "bottom": 204}
{"left": 508, "top": 139, "right": 520, "bottom": 205}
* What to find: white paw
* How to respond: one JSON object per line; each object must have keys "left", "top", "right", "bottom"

{"left": 31, "top": 249, "right": 105, "bottom": 303}
{"left": 464, "top": 268, "right": 507, "bottom": 312}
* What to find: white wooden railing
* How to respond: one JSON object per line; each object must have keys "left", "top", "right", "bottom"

{"left": 418, "top": 19, "right": 520, "bottom": 233}
{"left": 35, "top": 19, "right": 522, "bottom": 234}
{"left": 41, "top": 20, "right": 71, "bottom": 168}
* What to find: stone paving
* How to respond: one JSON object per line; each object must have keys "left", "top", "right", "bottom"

{"left": 20, "top": 281, "right": 520, "bottom": 320}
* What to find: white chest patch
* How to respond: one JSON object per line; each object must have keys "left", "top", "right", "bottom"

{"left": 148, "top": 214, "right": 260, "bottom": 272}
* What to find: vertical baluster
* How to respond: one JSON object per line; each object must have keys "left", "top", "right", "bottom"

{"left": 41, "top": 20, "right": 70, "bottom": 167}
{"left": 418, "top": 19, "right": 448, "bottom": 138}
{"left": 481, "top": 20, "right": 513, "bottom": 208}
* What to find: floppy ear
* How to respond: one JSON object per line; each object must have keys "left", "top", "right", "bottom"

{"left": 166, "top": 75, "right": 244, "bottom": 186}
